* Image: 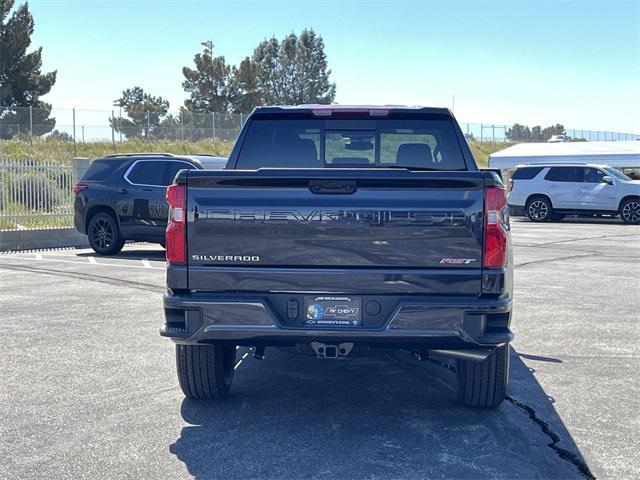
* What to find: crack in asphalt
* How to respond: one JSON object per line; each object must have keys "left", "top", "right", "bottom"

{"left": 506, "top": 396, "right": 596, "bottom": 479}
{"left": 0, "top": 262, "right": 163, "bottom": 293}
{"left": 514, "top": 253, "right": 598, "bottom": 269}
{"left": 518, "top": 231, "right": 639, "bottom": 247}
{"left": 392, "top": 353, "right": 597, "bottom": 478}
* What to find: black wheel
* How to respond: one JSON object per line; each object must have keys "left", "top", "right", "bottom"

{"left": 526, "top": 197, "right": 552, "bottom": 222}
{"left": 176, "top": 344, "right": 236, "bottom": 399}
{"left": 87, "top": 212, "right": 124, "bottom": 255}
{"left": 457, "top": 344, "right": 509, "bottom": 408}
{"left": 620, "top": 198, "right": 640, "bottom": 225}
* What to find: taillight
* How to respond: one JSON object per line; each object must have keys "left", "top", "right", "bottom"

{"left": 72, "top": 183, "right": 88, "bottom": 194}
{"left": 166, "top": 184, "right": 186, "bottom": 265}
{"left": 483, "top": 187, "right": 509, "bottom": 268}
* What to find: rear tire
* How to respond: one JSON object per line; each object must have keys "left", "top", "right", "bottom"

{"left": 176, "top": 344, "right": 236, "bottom": 399}
{"left": 457, "top": 344, "right": 509, "bottom": 408}
{"left": 526, "top": 197, "right": 552, "bottom": 222}
{"left": 87, "top": 212, "right": 125, "bottom": 255}
{"left": 620, "top": 198, "right": 640, "bottom": 224}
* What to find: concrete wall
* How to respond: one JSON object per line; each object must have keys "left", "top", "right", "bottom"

{"left": 73, "top": 157, "right": 92, "bottom": 184}
{"left": 0, "top": 228, "right": 88, "bottom": 252}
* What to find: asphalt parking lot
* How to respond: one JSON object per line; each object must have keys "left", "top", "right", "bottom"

{"left": 1, "top": 219, "right": 638, "bottom": 479}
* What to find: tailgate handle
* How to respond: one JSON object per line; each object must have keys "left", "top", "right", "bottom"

{"left": 309, "top": 180, "right": 357, "bottom": 195}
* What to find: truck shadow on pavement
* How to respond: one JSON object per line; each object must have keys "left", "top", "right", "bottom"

{"left": 169, "top": 348, "right": 592, "bottom": 479}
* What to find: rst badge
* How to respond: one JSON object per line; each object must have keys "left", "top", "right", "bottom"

{"left": 440, "top": 258, "right": 477, "bottom": 265}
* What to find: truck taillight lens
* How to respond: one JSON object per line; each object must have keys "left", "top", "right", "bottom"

{"left": 483, "top": 187, "right": 509, "bottom": 268}
{"left": 166, "top": 184, "right": 186, "bottom": 265}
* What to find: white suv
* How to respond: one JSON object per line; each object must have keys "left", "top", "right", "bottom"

{"left": 507, "top": 164, "right": 640, "bottom": 224}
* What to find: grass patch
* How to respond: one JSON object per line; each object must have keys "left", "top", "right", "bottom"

{"left": 0, "top": 138, "right": 236, "bottom": 164}
{"left": 0, "top": 138, "right": 511, "bottom": 167}
{"left": 469, "top": 141, "right": 513, "bottom": 168}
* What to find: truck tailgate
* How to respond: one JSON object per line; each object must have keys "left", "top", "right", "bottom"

{"left": 185, "top": 169, "right": 485, "bottom": 294}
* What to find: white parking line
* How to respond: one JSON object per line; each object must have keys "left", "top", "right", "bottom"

{"left": 35, "top": 253, "right": 43, "bottom": 260}
{"left": 88, "top": 257, "right": 98, "bottom": 265}
{"left": 142, "top": 259, "right": 152, "bottom": 269}
{"left": 0, "top": 254, "right": 165, "bottom": 270}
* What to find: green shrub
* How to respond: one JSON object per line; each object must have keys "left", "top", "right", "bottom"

{"left": 6, "top": 172, "right": 67, "bottom": 211}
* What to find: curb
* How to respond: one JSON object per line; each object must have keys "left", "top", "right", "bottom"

{"left": 0, "top": 228, "right": 89, "bottom": 252}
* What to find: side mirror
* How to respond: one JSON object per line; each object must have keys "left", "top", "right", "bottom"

{"left": 602, "top": 175, "right": 614, "bottom": 185}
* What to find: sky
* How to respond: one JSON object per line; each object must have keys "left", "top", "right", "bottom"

{"left": 21, "top": 0, "right": 640, "bottom": 133}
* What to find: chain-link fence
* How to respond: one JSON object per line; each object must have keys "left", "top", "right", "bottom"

{"left": 1, "top": 105, "right": 638, "bottom": 232}
{"left": 1, "top": 106, "right": 638, "bottom": 146}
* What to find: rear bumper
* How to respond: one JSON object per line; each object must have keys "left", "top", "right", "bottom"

{"left": 161, "top": 293, "right": 513, "bottom": 348}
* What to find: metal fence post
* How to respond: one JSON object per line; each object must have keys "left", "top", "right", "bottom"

{"left": 212, "top": 112, "right": 216, "bottom": 141}
{"left": 240, "top": 112, "right": 243, "bottom": 127}
{"left": 492, "top": 124, "right": 495, "bottom": 142}
{"left": 72, "top": 108, "right": 77, "bottom": 156}
{"left": 111, "top": 110, "right": 116, "bottom": 150}
{"left": 82, "top": 125, "right": 85, "bottom": 143}
{"left": 29, "top": 106, "right": 33, "bottom": 144}
{"left": 180, "top": 113, "right": 184, "bottom": 141}
{"left": 146, "top": 111, "right": 150, "bottom": 139}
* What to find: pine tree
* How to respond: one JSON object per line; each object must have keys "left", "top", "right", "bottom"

{"left": 0, "top": 0, "right": 56, "bottom": 138}
{"left": 110, "top": 87, "right": 169, "bottom": 138}
{"left": 253, "top": 29, "right": 336, "bottom": 106}
{"left": 182, "top": 44, "right": 232, "bottom": 113}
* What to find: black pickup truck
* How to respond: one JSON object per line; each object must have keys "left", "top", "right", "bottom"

{"left": 161, "top": 105, "right": 513, "bottom": 408}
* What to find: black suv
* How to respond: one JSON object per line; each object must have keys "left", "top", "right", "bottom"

{"left": 73, "top": 153, "right": 226, "bottom": 255}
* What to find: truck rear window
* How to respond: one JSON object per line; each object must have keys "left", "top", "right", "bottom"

{"left": 236, "top": 118, "right": 467, "bottom": 170}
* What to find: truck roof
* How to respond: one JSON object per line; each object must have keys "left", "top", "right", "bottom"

{"left": 252, "top": 105, "right": 453, "bottom": 116}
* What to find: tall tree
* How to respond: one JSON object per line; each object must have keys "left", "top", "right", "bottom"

{"left": 0, "top": 0, "right": 56, "bottom": 138}
{"left": 228, "top": 57, "right": 262, "bottom": 113}
{"left": 253, "top": 29, "right": 336, "bottom": 106}
{"left": 110, "top": 87, "right": 169, "bottom": 138}
{"left": 182, "top": 44, "right": 232, "bottom": 113}
{"left": 180, "top": 30, "right": 336, "bottom": 115}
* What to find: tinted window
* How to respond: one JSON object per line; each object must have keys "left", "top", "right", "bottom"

{"left": 236, "top": 118, "right": 466, "bottom": 170}
{"left": 237, "top": 120, "right": 322, "bottom": 169}
{"left": 545, "top": 167, "right": 582, "bottom": 182}
{"left": 583, "top": 168, "right": 605, "bottom": 183}
{"left": 82, "top": 159, "right": 115, "bottom": 181}
{"left": 512, "top": 167, "right": 543, "bottom": 180}
{"left": 165, "top": 161, "right": 196, "bottom": 185}
{"left": 126, "top": 161, "right": 168, "bottom": 186}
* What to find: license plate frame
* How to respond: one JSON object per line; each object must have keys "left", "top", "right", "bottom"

{"left": 304, "top": 296, "right": 362, "bottom": 327}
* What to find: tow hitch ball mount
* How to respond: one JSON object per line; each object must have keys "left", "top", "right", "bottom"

{"left": 311, "top": 342, "right": 354, "bottom": 358}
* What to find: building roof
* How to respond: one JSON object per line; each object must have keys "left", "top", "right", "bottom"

{"left": 488, "top": 141, "right": 640, "bottom": 169}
